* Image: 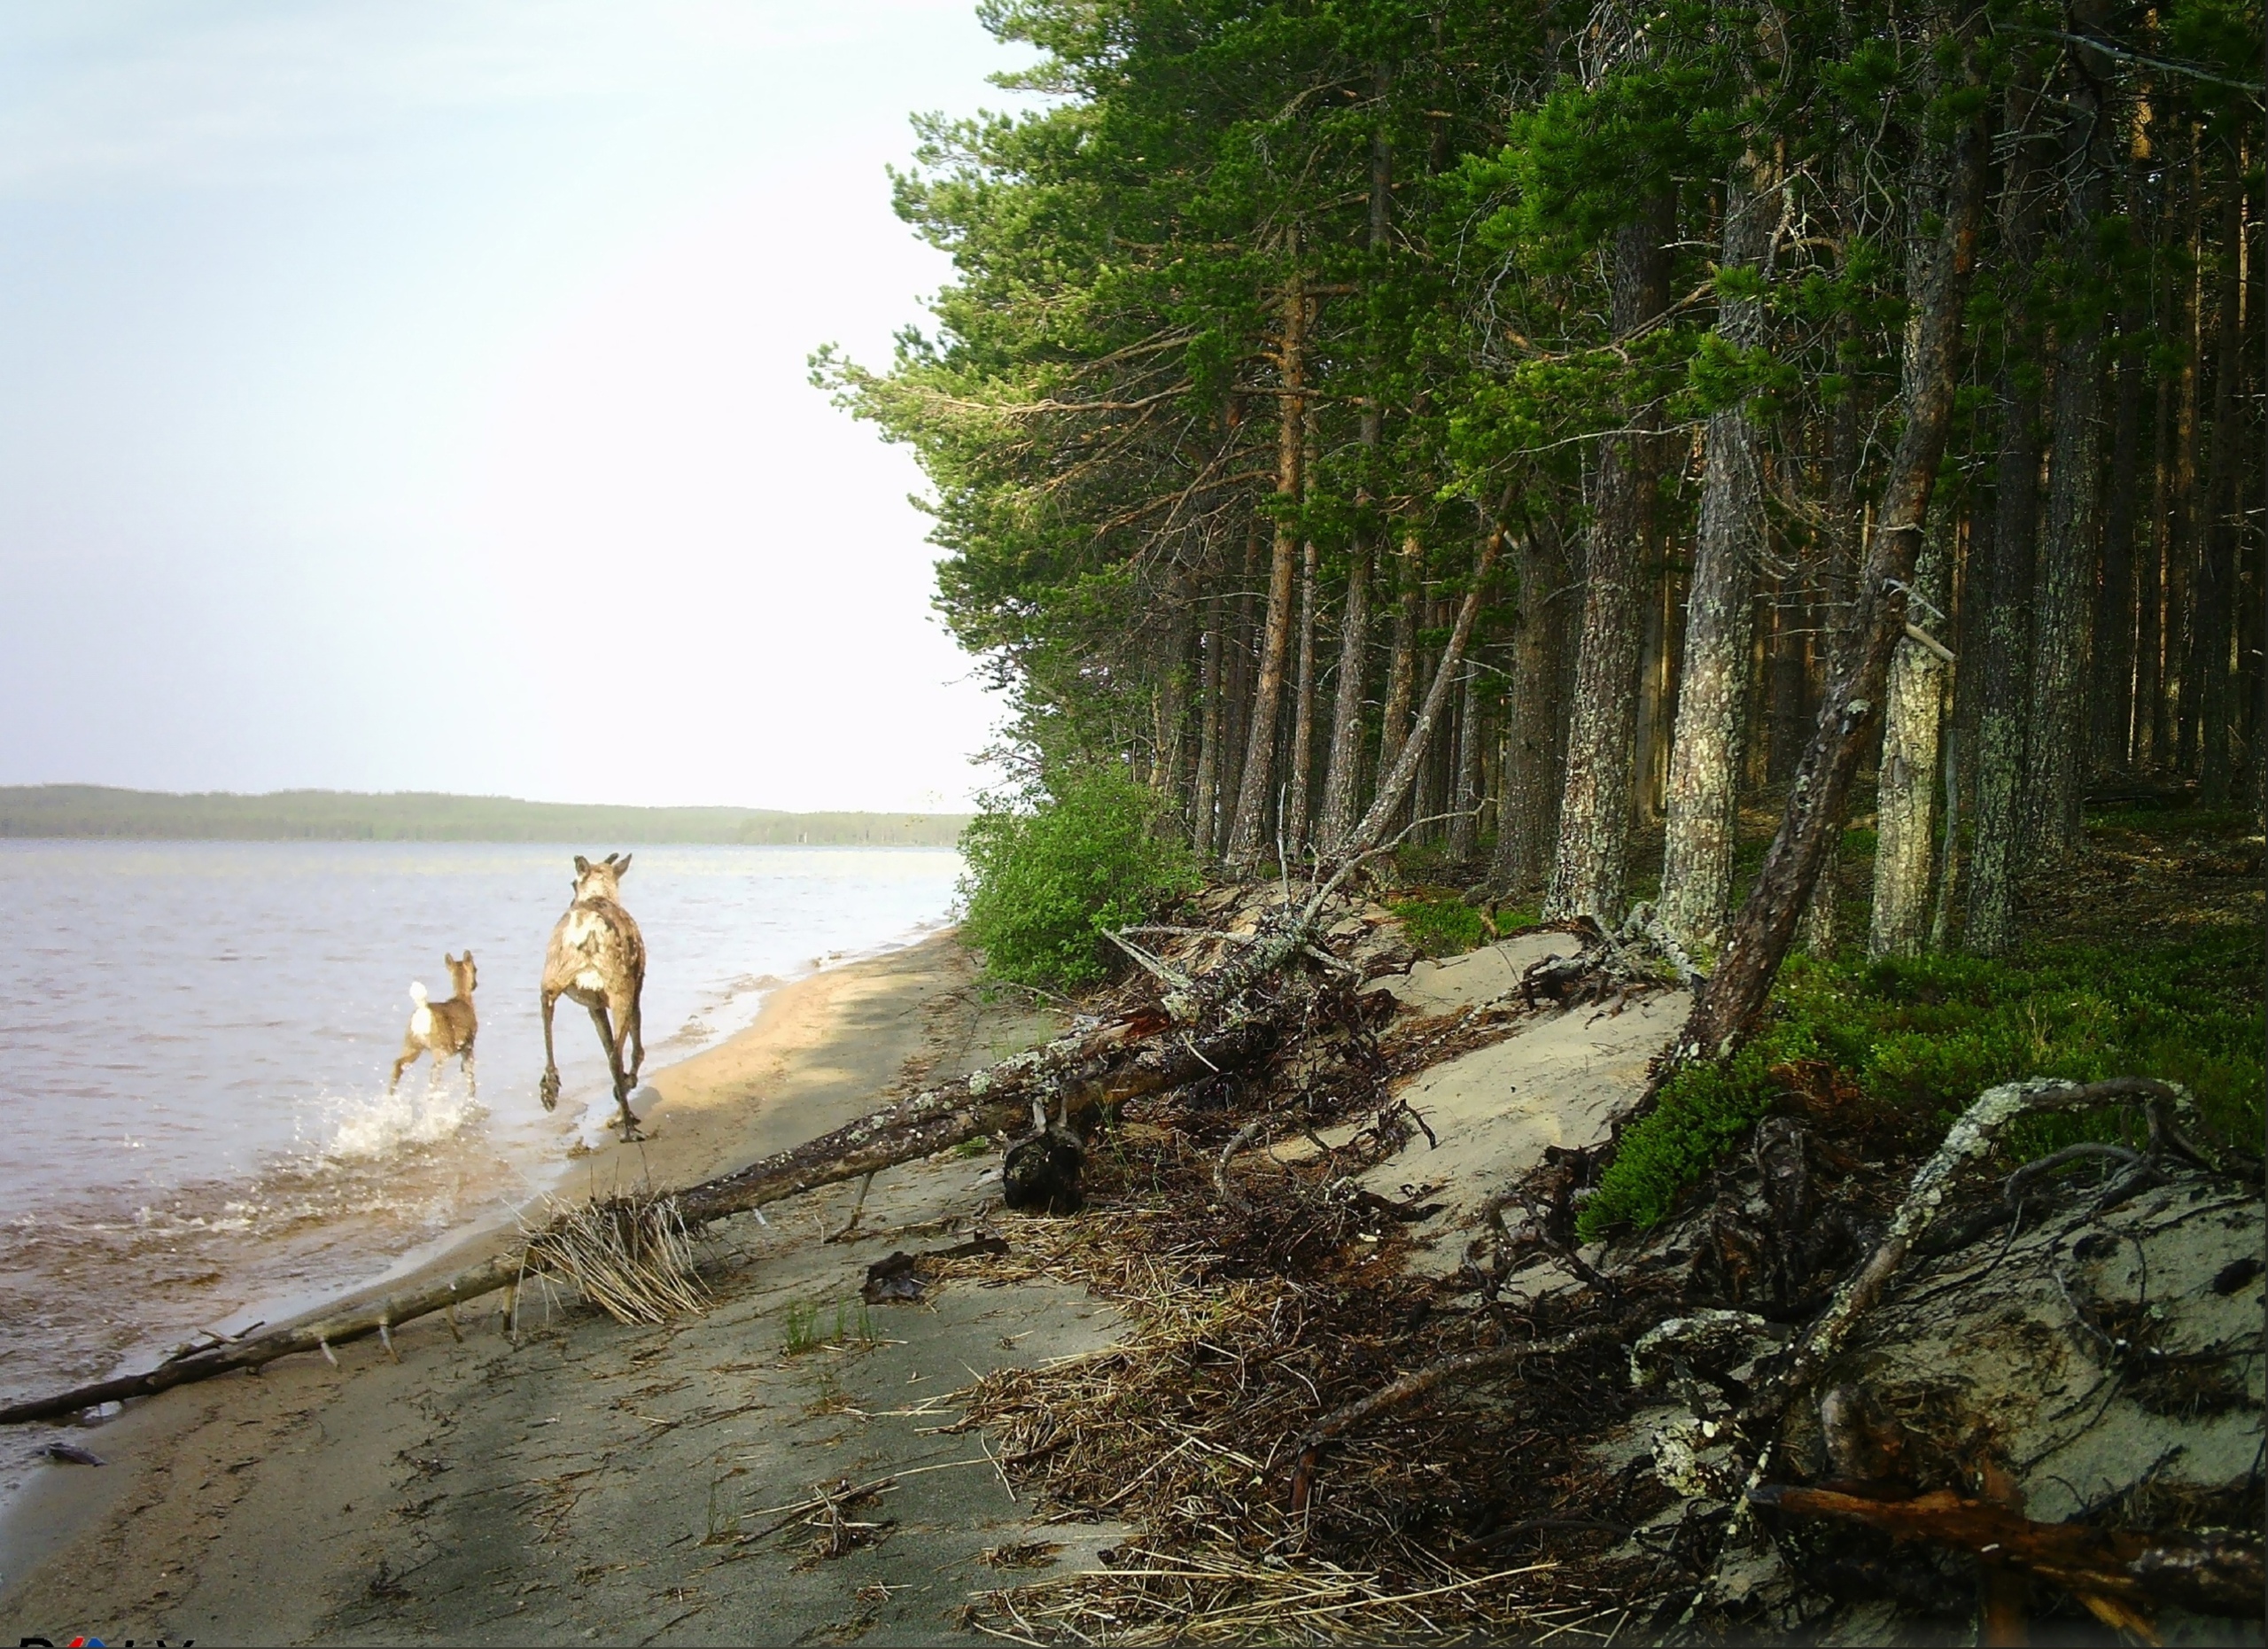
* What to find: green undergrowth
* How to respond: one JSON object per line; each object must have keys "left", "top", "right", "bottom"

{"left": 958, "top": 766, "right": 1200, "bottom": 992}
{"left": 1578, "top": 925, "right": 2265, "bottom": 1242}
{"left": 1390, "top": 891, "right": 1491, "bottom": 958}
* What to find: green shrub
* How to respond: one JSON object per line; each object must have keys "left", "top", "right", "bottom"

{"left": 1578, "top": 930, "right": 2265, "bottom": 1242}
{"left": 1389, "top": 892, "right": 1489, "bottom": 959}
{"left": 958, "top": 766, "right": 1200, "bottom": 991}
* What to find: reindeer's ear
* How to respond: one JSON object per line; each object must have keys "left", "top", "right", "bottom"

{"left": 613, "top": 852, "right": 632, "bottom": 877}
{"left": 602, "top": 852, "right": 618, "bottom": 865}
{"left": 446, "top": 952, "right": 456, "bottom": 966}
{"left": 574, "top": 855, "right": 591, "bottom": 875}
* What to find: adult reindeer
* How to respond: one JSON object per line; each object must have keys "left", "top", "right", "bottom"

{"left": 538, "top": 852, "right": 649, "bottom": 1140}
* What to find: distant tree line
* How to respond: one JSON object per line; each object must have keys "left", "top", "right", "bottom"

{"left": 827, "top": 0, "right": 2264, "bottom": 978}
{"left": 0, "top": 786, "right": 971, "bottom": 847}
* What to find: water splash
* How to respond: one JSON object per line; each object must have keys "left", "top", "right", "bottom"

{"left": 301, "top": 1075, "right": 487, "bottom": 1163}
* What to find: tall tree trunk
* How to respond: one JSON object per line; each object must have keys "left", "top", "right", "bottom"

{"left": 1376, "top": 529, "right": 1423, "bottom": 819}
{"left": 1222, "top": 526, "right": 1261, "bottom": 836}
{"left": 1155, "top": 572, "right": 1196, "bottom": 818}
{"left": 1492, "top": 520, "right": 1571, "bottom": 893}
{"left": 2194, "top": 184, "right": 2244, "bottom": 804}
{"left": 1226, "top": 256, "right": 1308, "bottom": 867}
{"left": 1868, "top": 505, "right": 1954, "bottom": 956}
{"left": 2138, "top": 372, "right": 2171, "bottom": 769}
{"left": 1963, "top": 79, "right": 2055, "bottom": 952}
{"left": 1545, "top": 192, "right": 1674, "bottom": 922}
{"left": 1800, "top": 377, "right": 1862, "bottom": 958}
{"left": 2093, "top": 94, "right": 2155, "bottom": 775}
{"left": 1661, "top": 153, "right": 1777, "bottom": 954}
{"left": 1343, "top": 521, "right": 1511, "bottom": 857}
{"left": 1767, "top": 582, "right": 1810, "bottom": 785}
{"left": 1286, "top": 534, "right": 1318, "bottom": 856}
{"left": 1449, "top": 657, "right": 1482, "bottom": 859}
{"left": 2172, "top": 123, "right": 2205, "bottom": 775}
{"left": 2024, "top": 17, "right": 2112, "bottom": 856}
{"left": 1192, "top": 596, "right": 1224, "bottom": 857}
{"left": 1319, "top": 84, "right": 1394, "bottom": 856}
{"left": 1684, "top": 54, "right": 1986, "bottom": 1057}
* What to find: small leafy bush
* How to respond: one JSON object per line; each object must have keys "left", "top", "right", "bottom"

{"left": 1578, "top": 929, "right": 2265, "bottom": 1241}
{"left": 958, "top": 766, "right": 1200, "bottom": 992}
{"left": 1390, "top": 892, "right": 1489, "bottom": 959}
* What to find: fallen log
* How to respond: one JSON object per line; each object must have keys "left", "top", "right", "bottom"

{"left": 0, "top": 1249, "right": 526, "bottom": 1427}
{"left": 1749, "top": 1483, "right": 2266, "bottom": 1625}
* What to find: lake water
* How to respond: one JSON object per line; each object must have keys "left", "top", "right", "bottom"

{"left": 0, "top": 841, "right": 961, "bottom": 1449}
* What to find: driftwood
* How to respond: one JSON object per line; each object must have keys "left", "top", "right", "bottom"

{"left": 1749, "top": 1483, "right": 2266, "bottom": 1626}
{"left": 0, "top": 1249, "right": 526, "bottom": 1427}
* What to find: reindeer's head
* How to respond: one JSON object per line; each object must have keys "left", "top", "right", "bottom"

{"left": 571, "top": 852, "right": 633, "bottom": 904}
{"left": 447, "top": 951, "right": 478, "bottom": 999}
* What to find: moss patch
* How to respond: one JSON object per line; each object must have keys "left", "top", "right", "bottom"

{"left": 1389, "top": 892, "right": 1490, "bottom": 959}
{"left": 1579, "top": 925, "right": 2266, "bottom": 1241}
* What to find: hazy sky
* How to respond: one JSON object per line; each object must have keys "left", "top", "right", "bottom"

{"left": 0, "top": 3, "right": 1029, "bottom": 811}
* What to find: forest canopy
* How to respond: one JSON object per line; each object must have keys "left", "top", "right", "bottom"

{"left": 827, "top": 0, "right": 2264, "bottom": 1015}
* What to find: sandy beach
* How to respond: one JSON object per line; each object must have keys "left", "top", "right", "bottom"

{"left": 0, "top": 930, "right": 1129, "bottom": 1647}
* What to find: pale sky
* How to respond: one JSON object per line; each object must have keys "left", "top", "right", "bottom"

{"left": 0, "top": 3, "right": 1028, "bottom": 812}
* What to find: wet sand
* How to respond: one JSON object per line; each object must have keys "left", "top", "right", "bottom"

{"left": 0, "top": 932, "right": 1130, "bottom": 1646}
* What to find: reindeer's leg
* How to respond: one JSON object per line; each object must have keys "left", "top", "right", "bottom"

{"left": 390, "top": 1038, "right": 420, "bottom": 1096}
{"left": 461, "top": 1034, "right": 477, "bottom": 1100}
{"left": 539, "top": 988, "right": 562, "bottom": 1111}
{"left": 586, "top": 1004, "right": 639, "bottom": 1139}
{"left": 623, "top": 993, "right": 645, "bottom": 1087}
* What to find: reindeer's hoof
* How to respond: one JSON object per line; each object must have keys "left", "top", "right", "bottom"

{"left": 540, "top": 1073, "right": 560, "bottom": 1112}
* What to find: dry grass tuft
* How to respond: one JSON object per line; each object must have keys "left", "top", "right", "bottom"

{"left": 962, "top": 1544, "right": 1644, "bottom": 1645}
{"left": 523, "top": 1190, "right": 711, "bottom": 1324}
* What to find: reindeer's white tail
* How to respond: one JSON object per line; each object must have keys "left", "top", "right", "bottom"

{"left": 409, "top": 981, "right": 430, "bottom": 1007}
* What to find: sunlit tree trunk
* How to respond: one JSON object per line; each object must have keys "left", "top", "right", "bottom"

{"left": 1286, "top": 533, "right": 1318, "bottom": 856}
{"left": 1226, "top": 254, "right": 1307, "bottom": 868}
{"left": 1376, "top": 529, "right": 1422, "bottom": 824}
{"left": 1869, "top": 509, "right": 1953, "bottom": 956}
{"left": 2194, "top": 185, "right": 2244, "bottom": 805}
{"left": 1546, "top": 193, "right": 1673, "bottom": 921}
{"left": 1686, "top": 59, "right": 1986, "bottom": 1054}
{"left": 1661, "top": 153, "right": 1777, "bottom": 954}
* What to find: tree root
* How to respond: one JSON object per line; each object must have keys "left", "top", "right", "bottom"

{"left": 1749, "top": 1482, "right": 2266, "bottom": 1629}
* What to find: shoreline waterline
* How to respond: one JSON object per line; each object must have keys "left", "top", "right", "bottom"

{"left": 0, "top": 924, "right": 981, "bottom": 1579}
{"left": 0, "top": 842, "right": 965, "bottom": 1519}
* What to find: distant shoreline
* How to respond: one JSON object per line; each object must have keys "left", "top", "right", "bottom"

{"left": 0, "top": 785, "right": 971, "bottom": 847}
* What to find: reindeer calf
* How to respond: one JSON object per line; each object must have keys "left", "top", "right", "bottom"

{"left": 390, "top": 951, "right": 479, "bottom": 1095}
